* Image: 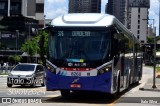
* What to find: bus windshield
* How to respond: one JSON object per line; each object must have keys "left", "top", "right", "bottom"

{"left": 48, "top": 29, "right": 111, "bottom": 64}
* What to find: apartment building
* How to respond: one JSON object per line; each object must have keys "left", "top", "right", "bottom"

{"left": 0, "top": 0, "right": 44, "bottom": 61}
{"left": 0, "top": 0, "right": 44, "bottom": 27}
{"left": 129, "top": 0, "right": 150, "bottom": 43}
{"left": 69, "top": 0, "right": 101, "bottom": 13}
{"left": 106, "top": 0, "right": 129, "bottom": 26}
{"left": 106, "top": 0, "right": 150, "bottom": 43}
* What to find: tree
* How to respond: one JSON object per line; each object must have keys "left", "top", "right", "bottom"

{"left": 21, "top": 30, "right": 48, "bottom": 65}
{"left": 147, "top": 36, "right": 154, "bottom": 44}
{"left": 38, "top": 31, "right": 48, "bottom": 66}
{"left": 21, "top": 34, "right": 39, "bottom": 63}
{"left": 8, "top": 55, "right": 22, "bottom": 64}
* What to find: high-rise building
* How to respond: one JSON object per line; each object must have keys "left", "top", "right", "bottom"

{"left": 129, "top": 0, "right": 150, "bottom": 43}
{"left": 68, "top": 0, "right": 101, "bottom": 13}
{"left": 106, "top": 0, "right": 128, "bottom": 26}
{"left": 0, "top": 0, "right": 44, "bottom": 27}
{"left": 0, "top": 0, "right": 44, "bottom": 61}
{"left": 106, "top": 0, "right": 150, "bottom": 43}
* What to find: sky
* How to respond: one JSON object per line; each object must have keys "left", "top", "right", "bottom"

{"left": 44, "top": 0, "right": 159, "bottom": 35}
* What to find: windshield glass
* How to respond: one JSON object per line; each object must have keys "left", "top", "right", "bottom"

{"left": 13, "top": 64, "right": 35, "bottom": 71}
{"left": 49, "top": 29, "right": 111, "bottom": 62}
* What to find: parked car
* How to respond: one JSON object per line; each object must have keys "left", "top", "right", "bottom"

{"left": 7, "top": 63, "right": 46, "bottom": 87}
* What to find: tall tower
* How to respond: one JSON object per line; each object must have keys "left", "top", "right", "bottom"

{"left": 68, "top": 0, "right": 101, "bottom": 13}
{"left": 106, "top": 0, "right": 150, "bottom": 43}
{"left": 106, "top": 0, "right": 128, "bottom": 26}
{"left": 129, "top": 0, "right": 150, "bottom": 43}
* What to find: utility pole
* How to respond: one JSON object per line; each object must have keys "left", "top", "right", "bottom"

{"left": 8, "top": 0, "right": 10, "bottom": 17}
{"left": 16, "top": 30, "right": 19, "bottom": 55}
{"left": 152, "top": 19, "right": 157, "bottom": 88}
{"left": 142, "top": 19, "right": 157, "bottom": 88}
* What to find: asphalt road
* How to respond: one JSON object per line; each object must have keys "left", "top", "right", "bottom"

{"left": 0, "top": 66, "right": 159, "bottom": 106}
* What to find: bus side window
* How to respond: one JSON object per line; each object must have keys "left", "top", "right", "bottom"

{"left": 113, "top": 32, "right": 120, "bottom": 56}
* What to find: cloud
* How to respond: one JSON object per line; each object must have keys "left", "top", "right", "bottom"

{"left": 149, "top": 0, "right": 159, "bottom": 35}
{"left": 47, "top": 0, "right": 66, "bottom": 3}
{"left": 46, "top": 7, "right": 67, "bottom": 19}
{"left": 101, "top": 0, "right": 108, "bottom": 13}
{"left": 44, "top": 0, "right": 67, "bottom": 19}
{"left": 45, "top": 0, "right": 108, "bottom": 19}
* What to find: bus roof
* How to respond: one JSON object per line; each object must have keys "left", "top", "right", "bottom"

{"left": 50, "top": 13, "right": 140, "bottom": 44}
{"left": 51, "top": 13, "right": 115, "bottom": 27}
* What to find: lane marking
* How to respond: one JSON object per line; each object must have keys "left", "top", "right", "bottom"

{"left": 107, "top": 98, "right": 121, "bottom": 106}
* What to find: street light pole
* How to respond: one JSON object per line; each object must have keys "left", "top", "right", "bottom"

{"left": 152, "top": 19, "right": 157, "bottom": 88}
{"left": 26, "top": 22, "right": 32, "bottom": 63}
{"left": 8, "top": 0, "right": 10, "bottom": 17}
{"left": 16, "top": 30, "right": 19, "bottom": 55}
{"left": 142, "top": 19, "right": 157, "bottom": 88}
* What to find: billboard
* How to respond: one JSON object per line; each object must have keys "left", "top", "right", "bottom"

{"left": 129, "top": 0, "right": 150, "bottom": 8}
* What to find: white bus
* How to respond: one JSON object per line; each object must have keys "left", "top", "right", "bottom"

{"left": 44, "top": 13, "right": 143, "bottom": 97}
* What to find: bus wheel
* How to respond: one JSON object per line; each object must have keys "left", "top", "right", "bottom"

{"left": 111, "top": 75, "right": 120, "bottom": 98}
{"left": 60, "top": 90, "right": 70, "bottom": 97}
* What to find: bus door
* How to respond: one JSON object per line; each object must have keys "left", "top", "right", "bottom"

{"left": 112, "top": 29, "right": 125, "bottom": 89}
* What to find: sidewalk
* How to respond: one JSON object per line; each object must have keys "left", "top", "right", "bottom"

{"left": 0, "top": 75, "right": 8, "bottom": 77}
{"left": 139, "top": 73, "right": 160, "bottom": 91}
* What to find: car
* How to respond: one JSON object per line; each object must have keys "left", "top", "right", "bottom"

{"left": 7, "top": 63, "right": 46, "bottom": 87}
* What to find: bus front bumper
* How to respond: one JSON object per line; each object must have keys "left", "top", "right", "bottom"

{"left": 46, "top": 70, "right": 112, "bottom": 93}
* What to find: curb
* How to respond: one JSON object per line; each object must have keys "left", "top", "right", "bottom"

{"left": 0, "top": 75, "right": 8, "bottom": 77}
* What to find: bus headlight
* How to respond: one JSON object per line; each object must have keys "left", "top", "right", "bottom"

{"left": 98, "top": 65, "right": 112, "bottom": 75}
{"left": 47, "top": 66, "right": 56, "bottom": 73}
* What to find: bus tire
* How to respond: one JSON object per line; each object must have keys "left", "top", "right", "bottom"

{"left": 117, "top": 75, "right": 120, "bottom": 94}
{"left": 60, "top": 90, "right": 70, "bottom": 97}
{"left": 111, "top": 75, "right": 120, "bottom": 98}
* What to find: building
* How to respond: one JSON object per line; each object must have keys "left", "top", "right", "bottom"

{"left": 68, "top": 0, "right": 101, "bottom": 13}
{"left": 0, "top": 0, "right": 44, "bottom": 63}
{"left": 106, "top": 0, "right": 129, "bottom": 26}
{"left": 0, "top": 0, "right": 44, "bottom": 27}
{"left": 106, "top": 0, "right": 150, "bottom": 43}
{"left": 22, "top": 0, "right": 44, "bottom": 27}
{"left": 129, "top": 0, "right": 150, "bottom": 43}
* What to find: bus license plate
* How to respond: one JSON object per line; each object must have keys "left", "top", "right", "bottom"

{"left": 70, "top": 84, "right": 81, "bottom": 88}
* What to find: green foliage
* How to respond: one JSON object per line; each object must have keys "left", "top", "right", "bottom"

{"left": 14, "top": 55, "right": 22, "bottom": 63}
{"left": 8, "top": 55, "right": 22, "bottom": 64}
{"left": 21, "top": 35, "right": 40, "bottom": 56}
{"left": 156, "top": 36, "right": 160, "bottom": 41}
{"left": 20, "top": 30, "right": 48, "bottom": 65}
{"left": 38, "top": 30, "right": 48, "bottom": 66}
{"left": 147, "top": 36, "right": 154, "bottom": 44}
